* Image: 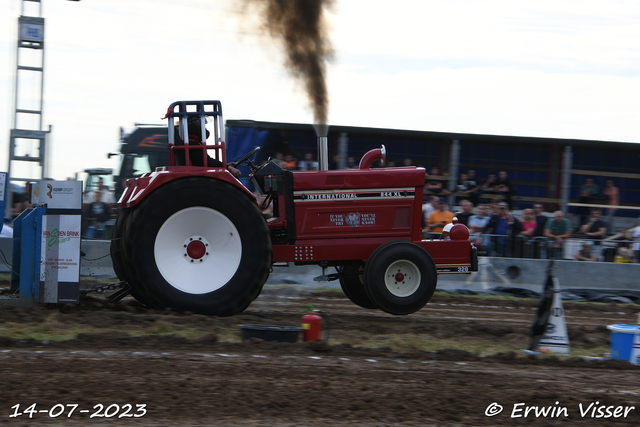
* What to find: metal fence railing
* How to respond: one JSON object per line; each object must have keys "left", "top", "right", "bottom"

{"left": 468, "top": 233, "right": 635, "bottom": 262}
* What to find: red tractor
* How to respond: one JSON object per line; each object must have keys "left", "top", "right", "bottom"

{"left": 112, "top": 101, "right": 477, "bottom": 316}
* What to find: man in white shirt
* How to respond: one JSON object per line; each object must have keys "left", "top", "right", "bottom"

{"left": 83, "top": 177, "right": 116, "bottom": 205}
{"left": 422, "top": 196, "right": 439, "bottom": 225}
{"left": 297, "top": 153, "right": 319, "bottom": 171}
{"left": 468, "top": 204, "right": 491, "bottom": 249}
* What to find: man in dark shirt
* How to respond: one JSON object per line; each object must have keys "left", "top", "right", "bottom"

{"left": 495, "top": 170, "right": 515, "bottom": 208}
{"left": 580, "top": 208, "right": 607, "bottom": 240}
{"left": 533, "top": 204, "right": 548, "bottom": 237}
{"left": 484, "top": 202, "right": 522, "bottom": 256}
{"left": 580, "top": 209, "right": 607, "bottom": 260}
{"left": 425, "top": 167, "right": 450, "bottom": 196}
{"left": 174, "top": 117, "right": 241, "bottom": 177}
{"left": 466, "top": 169, "right": 480, "bottom": 206}
{"left": 455, "top": 200, "right": 474, "bottom": 226}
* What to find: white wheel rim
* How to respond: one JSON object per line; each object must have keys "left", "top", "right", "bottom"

{"left": 154, "top": 207, "right": 242, "bottom": 294}
{"left": 384, "top": 260, "right": 421, "bottom": 297}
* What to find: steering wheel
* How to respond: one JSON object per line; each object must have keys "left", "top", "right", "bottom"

{"left": 233, "top": 146, "right": 261, "bottom": 169}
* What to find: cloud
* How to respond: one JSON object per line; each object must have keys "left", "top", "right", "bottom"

{"left": 331, "top": 1, "right": 640, "bottom": 76}
{"left": 328, "top": 66, "right": 640, "bottom": 142}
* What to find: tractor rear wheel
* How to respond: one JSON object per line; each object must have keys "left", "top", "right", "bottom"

{"left": 110, "top": 207, "right": 130, "bottom": 281}
{"left": 363, "top": 241, "right": 437, "bottom": 315}
{"left": 338, "top": 262, "right": 378, "bottom": 309}
{"left": 111, "top": 207, "right": 159, "bottom": 306}
{"left": 126, "top": 177, "right": 272, "bottom": 316}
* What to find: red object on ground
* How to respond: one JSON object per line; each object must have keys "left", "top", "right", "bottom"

{"left": 302, "top": 311, "right": 322, "bottom": 342}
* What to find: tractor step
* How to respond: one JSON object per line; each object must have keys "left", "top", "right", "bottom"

{"left": 313, "top": 273, "right": 341, "bottom": 282}
{"left": 272, "top": 262, "right": 291, "bottom": 268}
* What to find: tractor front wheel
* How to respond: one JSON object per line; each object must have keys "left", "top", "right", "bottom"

{"left": 363, "top": 241, "right": 437, "bottom": 315}
{"left": 126, "top": 177, "right": 272, "bottom": 316}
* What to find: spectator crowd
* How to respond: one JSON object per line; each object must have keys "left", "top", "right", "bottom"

{"left": 420, "top": 193, "right": 640, "bottom": 263}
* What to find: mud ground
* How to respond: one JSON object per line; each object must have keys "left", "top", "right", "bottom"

{"left": 1, "top": 281, "right": 640, "bottom": 426}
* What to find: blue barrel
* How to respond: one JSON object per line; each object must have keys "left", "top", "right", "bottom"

{"left": 607, "top": 324, "right": 639, "bottom": 361}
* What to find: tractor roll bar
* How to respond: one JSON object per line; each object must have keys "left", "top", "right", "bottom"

{"left": 166, "top": 100, "right": 226, "bottom": 167}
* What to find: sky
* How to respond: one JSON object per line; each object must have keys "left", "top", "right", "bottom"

{"left": 1, "top": 0, "right": 639, "bottom": 182}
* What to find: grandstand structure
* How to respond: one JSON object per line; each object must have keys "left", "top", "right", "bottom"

{"left": 227, "top": 120, "right": 640, "bottom": 220}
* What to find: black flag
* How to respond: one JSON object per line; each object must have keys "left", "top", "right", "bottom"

{"left": 528, "top": 260, "right": 555, "bottom": 351}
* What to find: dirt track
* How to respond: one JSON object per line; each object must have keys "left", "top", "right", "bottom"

{"left": 2, "top": 285, "right": 640, "bottom": 426}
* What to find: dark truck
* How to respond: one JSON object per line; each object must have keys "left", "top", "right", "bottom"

{"left": 114, "top": 123, "right": 263, "bottom": 200}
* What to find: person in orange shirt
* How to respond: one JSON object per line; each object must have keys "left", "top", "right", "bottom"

{"left": 282, "top": 154, "right": 298, "bottom": 170}
{"left": 426, "top": 199, "right": 454, "bottom": 237}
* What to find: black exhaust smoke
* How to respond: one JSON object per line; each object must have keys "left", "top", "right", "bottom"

{"left": 243, "top": 0, "right": 334, "bottom": 126}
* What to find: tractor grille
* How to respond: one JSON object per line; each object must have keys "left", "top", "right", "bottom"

{"left": 324, "top": 175, "right": 345, "bottom": 187}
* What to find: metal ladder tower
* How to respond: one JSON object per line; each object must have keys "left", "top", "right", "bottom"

{"left": 6, "top": 0, "right": 51, "bottom": 220}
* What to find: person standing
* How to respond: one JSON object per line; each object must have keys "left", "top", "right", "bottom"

{"left": 543, "top": 210, "right": 572, "bottom": 259}
{"left": 580, "top": 208, "right": 607, "bottom": 241}
{"left": 580, "top": 208, "right": 607, "bottom": 260}
{"left": 515, "top": 208, "right": 539, "bottom": 258}
{"left": 495, "top": 170, "right": 515, "bottom": 208}
{"left": 577, "top": 177, "right": 599, "bottom": 228}
{"left": 468, "top": 204, "right": 491, "bottom": 253}
{"left": 481, "top": 172, "right": 498, "bottom": 195}
{"left": 273, "top": 153, "right": 285, "bottom": 167}
{"left": 454, "top": 200, "right": 474, "bottom": 226}
{"left": 282, "top": 154, "right": 298, "bottom": 170}
{"left": 455, "top": 173, "right": 474, "bottom": 205}
{"left": 603, "top": 179, "right": 620, "bottom": 232}
{"left": 298, "top": 153, "right": 318, "bottom": 171}
{"left": 518, "top": 208, "right": 537, "bottom": 239}
{"left": 574, "top": 242, "right": 597, "bottom": 262}
{"left": 12, "top": 182, "right": 31, "bottom": 219}
{"left": 85, "top": 191, "right": 111, "bottom": 239}
{"left": 425, "top": 167, "right": 445, "bottom": 195}
{"left": 422, "top": 195, "right": 440, "bottom": 229}
{"left": 579, "top": 177, "right": 599, "bottom": 200}
{"left": 533, "top": 204, "right": 548, "bottom": 237}
{"left": 631, "top": 216, "right": 640, "bottom": 263}
{"left": 83, "top": 177, "right": 117, "bottom": 206}
{"left": 426, "top": 199, "right": 454, "bottom": 237}
{"left": 465, "top": 169, "right": 480, "bottom": 206}
{"left": 483, "top": 202, "right": 521, "bottom": 257}
{"left": 486, "top": 199, "right": 501, "bottom": 218}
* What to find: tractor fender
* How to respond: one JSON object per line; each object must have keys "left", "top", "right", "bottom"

{"left": 119, "top": 169, "right": 256, "bottom": 209}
